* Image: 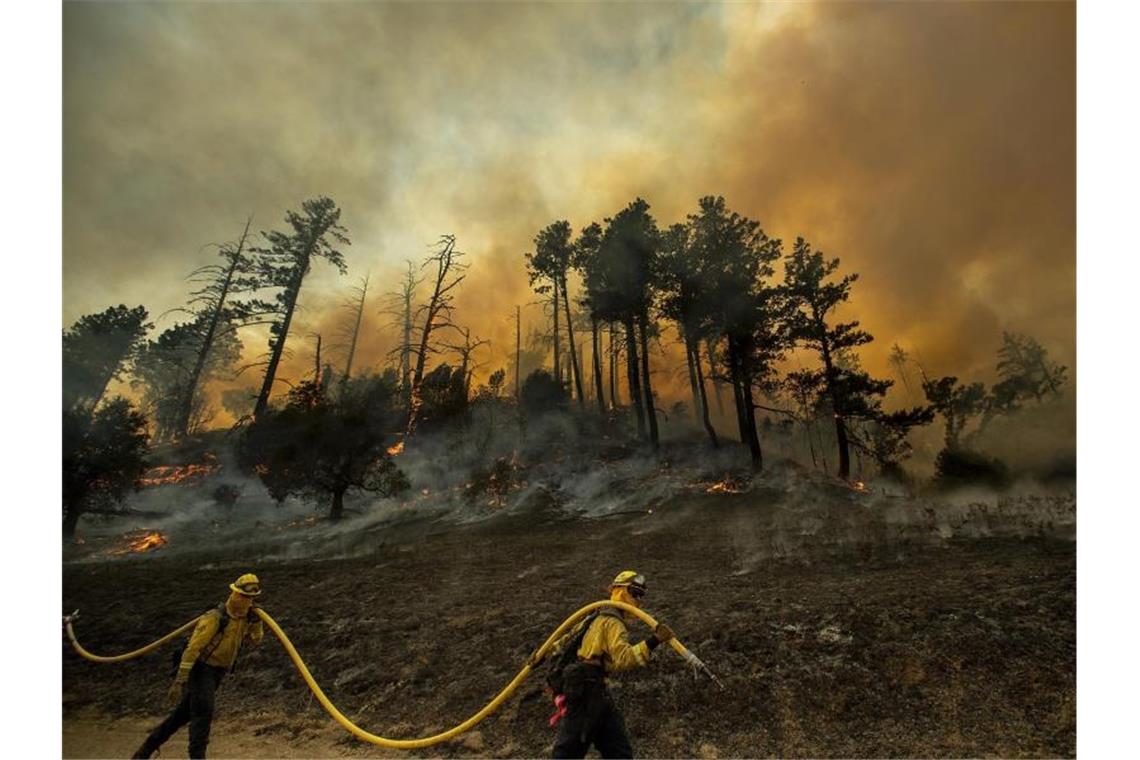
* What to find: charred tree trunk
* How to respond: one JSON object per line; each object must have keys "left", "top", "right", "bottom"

{"left": 690, "top": 338, "right": 719, "bottom": 448}
{"left": 684, "top": 333, "right": 701, "bottom": 428}
{"left": 638, "top": 311, "right": 659, "bottom": 448}
{"left": 727, "top": 335, "right": 762, "bottom": 469}
{"left": 254, "top": 250, "right": 310, "bottom": 419}
{"left": 805, "top": 420, "right": 818, "bottom": 468}
{"left": 624, "top": 317, "right": 646, "bottom": 440}
{"left": 63, "top": 506, "right": 81, "bottom": 539}
{"left": 330, "top": 486, "right": 347, "bottom": 521}
{"left": 407, "top": 236, "right": 464, "bottom": 436}
{"left": 400, "top": 269, "right": 415, "bottom": 397}
{"left": 515, "top": 305, "right": 522, "bottom": 401}
{"left": 177, "top": 225, "right": 249, "bottom": 438}
{"left": 340, "top": 274, "right": 369, "bottom": 395}
{"left": 609, "top": 323, "right": 618, "bottom": 407}
{"left": 740, "top": 374, "right": 763, "bottom": 472}
{"left": 727, "top": 337, "right": 747, "bottom": 442}
{"left": 591, "top": 315, "right": 606, "bottom": 414}
{"left": 706, "top": 338, "right": 725, "bottom": 415}
{"left": 560, "top": 277, "right": 585, "bottom": 406}
{"left": 818, "top": 330, "right": 851, "bottom": 479}
{"left": 551, "top": 280, "right": 561, "bottom": 385}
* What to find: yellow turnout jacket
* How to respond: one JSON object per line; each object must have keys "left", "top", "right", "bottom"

{"left": 178, "top": 604, "right": 264, "bottom": 676}
{"left": 576, "top": 610, "right": 652, "bottom": 673}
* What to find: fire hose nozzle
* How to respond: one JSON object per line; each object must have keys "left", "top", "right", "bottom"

{"left": 63, "top": 609, "right": 80, "bottom": 627}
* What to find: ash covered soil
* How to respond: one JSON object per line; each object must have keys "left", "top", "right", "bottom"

{"left": 62, "top": 477, "right": 1075, "bottom": 759}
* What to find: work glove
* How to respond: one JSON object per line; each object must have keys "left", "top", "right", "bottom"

{"left": 166, "top": 674, "right": 187, "bottom": 705}
{"left": 654, "top": 623, "right": 675, "bottom": 644}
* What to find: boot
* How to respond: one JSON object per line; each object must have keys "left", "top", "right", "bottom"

{"left": 131, "top": 735, "right": 160, "bottom": 759}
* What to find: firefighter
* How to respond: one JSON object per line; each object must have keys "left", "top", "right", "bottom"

{"left": 132, "top": 573, "right": 265, "bottom": 759}
{"left": 551, "top": 570, "right": 674, "bottom": 759}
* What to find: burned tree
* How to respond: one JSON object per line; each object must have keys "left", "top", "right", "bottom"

{"left": 382, "top": 260, "right": 422, "bottom": 398}
{"left": 692, "top": 196, "right": 784, "bottom": 469}
{"left": 572, "top": 221, "right": 610, "bottom": 415}
{"left": 252, "top": 197, "right": 349, "bottom": 418}
{"left": 407, "top": 235, "right": 467, "bottom": 435}
{"left": 337, "top": 274, "right": 370, "bottom": 397}
{"left": 658, "top": 221, "right": 719, "bottom": 447}
{"left": 240, "top": 374, "right": 408, "bottom": 520}
{"left": 441, "top": 326, "right": 490, "bottom": 398}
{"left": 783, "top": 236, "right": 888, "bottom": 479}
{"left": 62, "top": 397, "right": 150, "bottom": 538}
{"left": 593, "top": 199, "right": 661, "bottom": 446}
{"left": 63, "top": 305, "right": 151, "bottom": 411}
{"left": 923, "top": 375, "right": 988, "bottom": 449}
{"left": 132, "top": 314, "right": 242, "bottom": 440}
{"left": 994, "top": 331, "right": 1068, "bottom": 405}
{"left": 171, "top": 218, "right": 265, "bottom": 438}
{"left": 527, "top": 221, "right": 585, "bottom": 406}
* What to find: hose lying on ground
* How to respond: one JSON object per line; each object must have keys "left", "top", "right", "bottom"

{"left": 64, "top": 600, "right": 722, "bottom": 749}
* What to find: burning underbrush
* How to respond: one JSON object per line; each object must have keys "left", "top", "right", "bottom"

{"left": 104, "top": 530, "right": 168, "bottom": 557}
{"left": 66, "top": 426, "right": 1075, "bottom": 571}
{"left": 138, "top": 453, "right": 220, "bottom": 488}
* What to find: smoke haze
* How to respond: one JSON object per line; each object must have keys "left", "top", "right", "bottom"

{"left": 64, "top": 1, "right": 1074, "bottom": 419}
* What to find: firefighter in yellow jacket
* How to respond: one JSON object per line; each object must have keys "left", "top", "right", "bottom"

{"left": 132, "top": 573, "right": 264, "bottom": 759}
{"left": 551, "top": 571, "right": 673, "bottom": 759}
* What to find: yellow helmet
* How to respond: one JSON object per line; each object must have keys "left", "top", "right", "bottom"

{"left": 229, "top": 573, "right": 261, "bottom": 597}
{"left": 610, "top": 570, "right": 647, "bottom": 597}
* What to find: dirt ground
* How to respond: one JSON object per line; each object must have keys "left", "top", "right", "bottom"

{"left": 63, "top": 493, "right": 1074, "bottom": 758}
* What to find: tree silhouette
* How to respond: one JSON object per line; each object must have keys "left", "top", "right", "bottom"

{"left": 132, "top": 314, "right": 242, "bottom": 440}
{"left": 994, "top": 331, "right": 1068, "bottom": 404}
{"left": 657, "top": 220, "right": 719, "bottom": 447}
{"left": 527, "top": 221, "right": 587, "bottom": 406}
{"left": 922, "top": 375, "right": 987, "bottom": 449}
{"left": 252, "top": 197, "right": 349, "bottom": 418}
{"left": 336, "top": 274, "right": 370, "bottom": 397}
{"left": 240, "top": 373, "right": 408, "bottom": 520}
{"left": 595, "top": 199, "right": 661, "bottom": 446}
{"left": 407, "top": 235, "right": 467, "bottom": 435}
{"left": 692, "top": 196, "right": 784, "bottom": 469}
{"left": 783, "top": 237, "right": 886, "bottom": 479}
{"left": 520, "top": 369, "right": 568, "bottom": 416}
{"left": 172, "top": 218, "right": 266, "bottom": 438}
{"left": 572, "top": 221, "right": 608, "bottom": 414}
{"left": 62, "top": 397, "right": 150, "bottom": 538}
{"left": 63, "top": 305, "right": 151, "bottom": 411}
{"left": 381, "top": 260, "right": 423, "bottom": 398}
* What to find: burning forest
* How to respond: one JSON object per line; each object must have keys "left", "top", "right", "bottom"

{"left": 58, "top": 2, "right": 1077, "bottom": 758}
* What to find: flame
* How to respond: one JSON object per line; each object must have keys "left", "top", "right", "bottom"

{"left": 705, "top": 475, "right": 746, "bottom": 494}
{"left": 851, "top": 480, "right": 870, "bottom": 493}
{"left": 138, "top": 462, "right": 219, "bottom": 487}
{"left": 387, "top": 440, "right": 405, "bottom": 457}
{"left": 107, "top": 530, "right": 167, "bottom": 556}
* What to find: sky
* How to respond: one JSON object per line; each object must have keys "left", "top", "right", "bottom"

{"left": 63, "top": 1, "right": 1075, "bottom": 415}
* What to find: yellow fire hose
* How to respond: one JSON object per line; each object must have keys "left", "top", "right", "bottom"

{"left": 64, "top": 600, "right": 723, "bottom": 750}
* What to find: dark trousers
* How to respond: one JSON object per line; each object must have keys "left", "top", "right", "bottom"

{"left": 133, "top": 662, "right": 226, "bottom": 759}
{"left": 552, "top": 686, "right": 634, "bottom": 759}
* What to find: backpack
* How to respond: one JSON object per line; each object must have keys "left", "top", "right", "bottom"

{"left": 544, "top": 612, "right": 600, "bottom": 696}
{"left": 168, "top": 604, "right": 233, "bottom": 677}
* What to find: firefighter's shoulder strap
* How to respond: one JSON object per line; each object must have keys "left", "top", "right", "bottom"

{"left": 544, "top": 611, "right": 600, "bottom": 694}
{"left": 198, "top": 603, "right": 231, "bottom": 663}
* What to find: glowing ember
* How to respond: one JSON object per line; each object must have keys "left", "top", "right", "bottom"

{"left": 705, "top": 475, "right": 747, "bottom": 494}
{"left": 138, "top": 463, "right": 219, "bottom": 487}
{"left": 387, "top": 440, "right": 405, "bottom": 457}
{"left": 107, "top": 530, "right": 167, "bottom": 556}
